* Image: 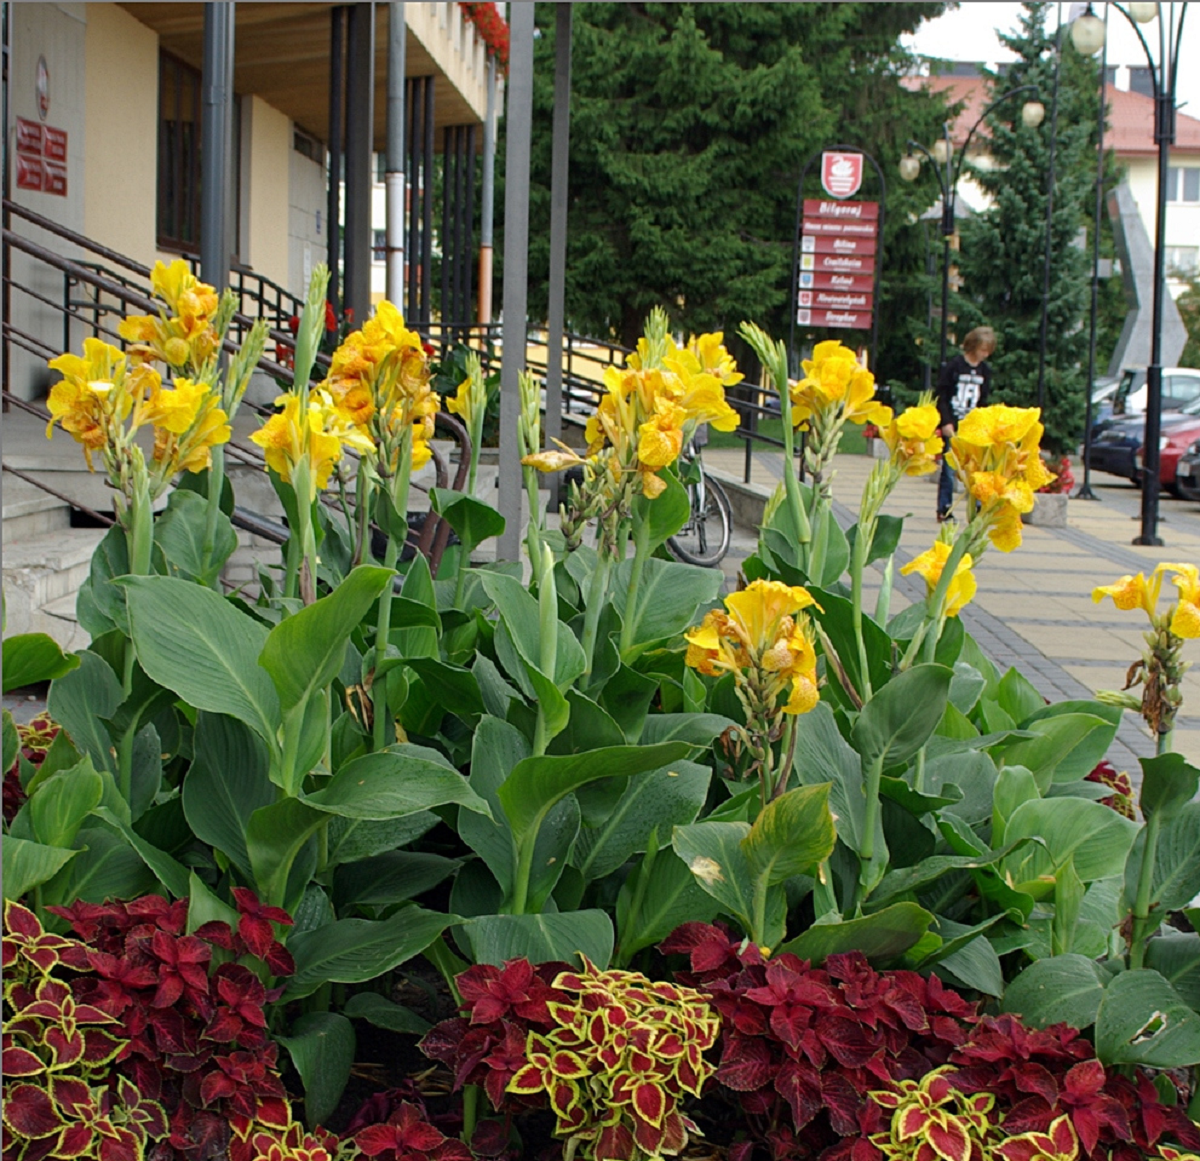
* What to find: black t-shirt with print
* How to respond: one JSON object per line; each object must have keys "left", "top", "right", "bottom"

{"left": 936, "top": 354, "right": 992, "bottom": 427}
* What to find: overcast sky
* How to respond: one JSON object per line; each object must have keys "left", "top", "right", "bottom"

{"left": 903, "top": 3, "right": 1199, "bottom": 123}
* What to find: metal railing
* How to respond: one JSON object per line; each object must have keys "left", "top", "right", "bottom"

{"left": 1, "top": 205, "right": 470, "bottom": 574}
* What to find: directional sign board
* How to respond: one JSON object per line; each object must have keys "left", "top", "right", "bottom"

{"left": 797, "top": 185, "right": 880, "bottom": 331}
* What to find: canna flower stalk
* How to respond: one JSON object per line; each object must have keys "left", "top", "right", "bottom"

{"left": 849, "top": 398, "right": 945, "bottom": 697}
{"left": 524, "top": 310, "right": 743, "bottom": 667}
{"left": 900, "top": 404, "right": 1050, "bottom": 670}
{"left": 118, "top": 259, "right": 223, "bottom": 373}
{"left": 317, "top": 296, "right": 439, "bottom": 747}
{"left": 685, "top": 580, "right": 822, "bottom": 806}
{"left": 1093, "top": 564, "right": 1200, "bottom": 972}
{"left": 788, "top": 340, "right": 891, "bottom": 504}
{"left": 446, "top": 351, "right": 489, "bottom": 498}
{"left": 517, "top": 370, "right": 544, "bottom": 565}
{"left": 1092, "top": 563, "right": 1200, "bottom": 747}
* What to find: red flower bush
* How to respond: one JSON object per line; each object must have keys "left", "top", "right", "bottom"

{"left": 662, "top": 923, "right": 978, "bottom": 1161}
{"left": 459, "top": 3, "right": 509, "bottom": 70}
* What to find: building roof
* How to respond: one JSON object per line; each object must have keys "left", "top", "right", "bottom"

{"left": 904, "top": 73, "right": 1200, "bottom": 158}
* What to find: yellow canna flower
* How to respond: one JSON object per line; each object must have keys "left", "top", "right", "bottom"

{"left": 947, "top": 403, "right": 1053, "bottom": 554}
{"left": 955, "top": 403, "right": 1041, "bottom": 449}
{"left": 522, "top": 446, "right": 586, "bottom": 473}
{"left": 901, "top": 540, "right": 977, "bottom": 617}
{"left": 788, "top": 340, "right": 885, "bottom": 434}
{"left": 250, "top": 390, "right": 374, "bottom": 497}
{"left": 637, "top": 400, "right": 686, "bottom": 471}
{"left": 1163, "top": 563, "right": 1200, "bottom": 639}
{"left": 881, "top": 402, "right": 944, "bottom": 477}
{"left": 685, "top": 581, "right": 823, "bottom": 715}
{"left": 688, "top": 332, "right": 744, "bottom": 388}
{"left": 1092, "top": 571, "right": 1159, "bottom": 617}
{"left": 142, "top": 376, "right": 210, "bottom": 435}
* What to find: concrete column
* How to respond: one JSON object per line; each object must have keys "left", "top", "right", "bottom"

{"left": 497, "top": 3, "right": 534, "bottom": 562}
{"left": 478, "top": 54, "right": 498, "bottom": 325}
{"left": 385, "top": 3, "right": 406, "bottom": 305}
{"left": 343, "top": 2, "right": 375, "bottom": 324}
{"left": 544, "top": 4, "right": 572, "bottom": 504}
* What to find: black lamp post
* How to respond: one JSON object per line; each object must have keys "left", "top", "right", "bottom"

{"left": 1091, "top": 2, "right": 1189, "bottom": 546}
{"left": 900, "top": 86, "right": 1045, "bottom": 379}
{"left": 1071, "top": 2, "right": 1110, "bottom": 501}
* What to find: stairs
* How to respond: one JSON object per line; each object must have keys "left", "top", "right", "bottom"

{"left": 3, "top": 475, "right": 104, "bottom": 652}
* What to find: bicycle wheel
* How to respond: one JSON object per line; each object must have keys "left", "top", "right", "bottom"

{"left": 667, "top": 473, "right": 732, "bottom": 567}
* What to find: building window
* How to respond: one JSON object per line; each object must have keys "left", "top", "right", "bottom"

{"left": 158, "top": 52, "right": 202, "bottom": 251}
{"left": 1129, "top": 66, "right": 1155, "bottom": 97}
{"left": 1168, "top": 167, "right": 1200, "bottom": 203}
{"left": 1166, "top": 246, "right": 1199, "bottom": 278}
{"left": 373, "top": 230, "right": 387, "bottom": 263}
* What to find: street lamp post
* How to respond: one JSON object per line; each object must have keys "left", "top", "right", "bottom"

{"left": 1072, "top": 2, "right": 1110, "bottom": 501}
{"left": 900, "top": 87, "right": 1045, "bottom": 384}
{"left": 1091, "top": 2, "right": 1188, "bottom": 547}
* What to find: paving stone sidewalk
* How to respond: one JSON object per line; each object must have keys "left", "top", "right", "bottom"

{"left": 706, "top": 446, "right": 1200, "bottom": 772}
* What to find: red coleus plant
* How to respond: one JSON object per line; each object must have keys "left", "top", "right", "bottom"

{"left": 503, "top": 959, "right": 721, "bottom": 1161}
{"left": 420, "top": 958, "right": 572, "bottom": 1110}
{"left": 34, "top": 891, "right": 299, "bottom": 1161}
{"left": 352, "top": 1102, "right": 473, "bottom": 1161}
{"left": 1084, "top": 761, "right": 1136, "bottom": 820}
{"left": 3, "top": 714, "right": 61, "bottom": 824}
{"left": 947, "top": 1016, "right": 1200, "bottom": 1161}
{"left": 662, "top": 923, "right": 979, "bottom": 1161}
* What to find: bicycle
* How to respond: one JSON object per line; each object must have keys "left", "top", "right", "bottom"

{"left": 666, "top": 431, "right": 732, "bottom": 568}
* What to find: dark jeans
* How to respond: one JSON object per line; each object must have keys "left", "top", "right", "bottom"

{"left": 937, "top": 458, "right": 955, "bottom": 516}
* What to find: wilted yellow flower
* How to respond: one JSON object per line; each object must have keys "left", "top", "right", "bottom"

{"left": 523, "top": 445, "right": 586, "bottom": 474}
{"left": 902, "top": 541, "right": 977, "bottom": 617}
{"left": 251, "top": 390, "right": 374, "bottom": 498}
{"left": 685, "top": 580, "right": 822, "bottom": 715}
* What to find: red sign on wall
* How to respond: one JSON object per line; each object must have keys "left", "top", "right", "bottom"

{"left": 800, "top": 253, "right": 876, "bottom": 275}
{"left": 15, "top": 116, "right": 67, "bottom": 196}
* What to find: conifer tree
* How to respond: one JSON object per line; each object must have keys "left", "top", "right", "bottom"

{"left": 956, "top": 2, "right": 1105, "bottom": 452}
{"left": 505, "top": 2, "right": 950, "bottom": 387}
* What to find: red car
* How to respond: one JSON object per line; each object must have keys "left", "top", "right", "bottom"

{"left": 1134, "top": 417, "right": 1200, "bottom": 493}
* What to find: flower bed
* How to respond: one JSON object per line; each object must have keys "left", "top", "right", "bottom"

{"left": 5, "top": 271, "right": 1200, "bottom": 1160}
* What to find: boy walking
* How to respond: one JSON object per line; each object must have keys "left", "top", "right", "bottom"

{"left": 936, "top": 326, "right": 996, "bottom": 521}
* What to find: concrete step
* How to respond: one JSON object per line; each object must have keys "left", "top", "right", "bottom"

{"left": 3, "top": 476, "right": 72, "bottom": 544}
{"left": 3, "top": 527, "right": 107, "bottom": 646}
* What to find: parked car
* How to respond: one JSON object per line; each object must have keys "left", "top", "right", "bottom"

{"left": 1091, "top": 367, "right": 1200, "bottom": 438}
{"left": 1176, "top": 438, "right": 1200, "bottom": 501}
{"left": 1087, "top": 396, "right": 1200, "bottom": 493}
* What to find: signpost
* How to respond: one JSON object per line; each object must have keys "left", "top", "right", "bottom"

{"left": 789, "top": 149, "right": 887, "bottom": 374}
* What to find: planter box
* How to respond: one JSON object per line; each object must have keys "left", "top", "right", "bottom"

{"left": 1023, "top": 491, "right": 1069, "bottom": 527}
